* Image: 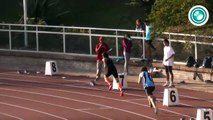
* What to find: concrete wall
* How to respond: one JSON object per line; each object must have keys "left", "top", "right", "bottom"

{"left": 0, "top": 50, "right": 212, "bottom": 82}
{"left": 0, "top": 51, "right": 97, "bottom": 73}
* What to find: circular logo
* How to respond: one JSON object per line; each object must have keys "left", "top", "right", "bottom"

{"left": 188, "top": 5, "right": 209, "bottom": 26}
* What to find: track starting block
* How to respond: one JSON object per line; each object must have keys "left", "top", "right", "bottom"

{"left": 45, "top": 60, "right": 59, "bottom": 75}
{"left": 196, "top": 108, "right": 212, "bottom": 120}
{"left": 112, "top": 73, "right": 128, "bottom": 90}
{"left": 163, "top": 87, "right": 179, "bottom": 106}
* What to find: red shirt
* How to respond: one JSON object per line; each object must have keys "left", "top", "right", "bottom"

{"left": 122, "top": 38, "right": 132, "bottom": 53}
{"left": 95, "top": 43, "right": 109, "bottom": 61}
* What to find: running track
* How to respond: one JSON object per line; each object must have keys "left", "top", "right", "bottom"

{"left": 0, "top": 69, "right": 212, "bottom": 120}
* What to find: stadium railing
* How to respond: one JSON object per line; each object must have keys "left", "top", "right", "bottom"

{"left": 0, "top": 23, "right": 212, "bottom": 63}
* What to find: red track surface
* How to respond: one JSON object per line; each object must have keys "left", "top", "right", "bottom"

{"left": 0, "top": 69, "right": 212, "bottom": 120}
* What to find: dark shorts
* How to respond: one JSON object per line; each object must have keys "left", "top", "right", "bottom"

{"left": 106, "top": 68, "right": 118, "bottom": 78}
{"left": 145, "top": 86, "right": 155, "bottom": 96}
{"left": 164, "top": 66, "right": 173, "bottom": 74}
{"left": 145, "top": 40, "right": 156, "bottom": 50}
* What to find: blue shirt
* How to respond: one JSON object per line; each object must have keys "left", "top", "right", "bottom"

{"left": 141, "top": 71, "right": 155, "bottom": 88}
{"left": 145, "top": 25, "right": 152, "bottom": 41}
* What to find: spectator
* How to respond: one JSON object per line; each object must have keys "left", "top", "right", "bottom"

{"left": 90, "top": 36, "right": 109, "bottom": 86}
{"left": 135, "top": 18, "right": 145, "bottom": 58}
{"left": 135, "top": 18, "right": 145, "bottom": 32}
{"left": 122, "top": 33, "right": 132, "bottom": 74}
{"left": 162, "top": 39, "right": 175, "bottom": 87}
{"left": 144, "top": 20, "right": 156, "bottom": 59}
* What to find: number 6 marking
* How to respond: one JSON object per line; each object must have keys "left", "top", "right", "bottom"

{"left": 170, "top": 90, "right": 176, "bottom": 102}
{"left": 204, "top": 111, "right": 210, "bottom": 120}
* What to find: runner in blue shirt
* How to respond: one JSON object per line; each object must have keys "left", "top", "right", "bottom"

{"left": 138, "top": 66, "right": 158, "bottom": 114}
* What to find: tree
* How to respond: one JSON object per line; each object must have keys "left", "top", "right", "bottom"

{"left": 19, "top": 0, "right": 70, "bottom": 25}
{"left": 148, "top": 0, "right": 209, "bottom": 32}
{"left": 147, "top": 0, "right": 212, "bottom": 55}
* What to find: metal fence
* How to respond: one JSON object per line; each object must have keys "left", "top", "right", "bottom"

{"left": 0, "top": 23, "right": 212, "bottom": 62}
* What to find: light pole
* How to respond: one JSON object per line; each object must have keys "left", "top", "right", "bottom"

{"left": 23, "top": 0, "right": 28, "bottom": 47}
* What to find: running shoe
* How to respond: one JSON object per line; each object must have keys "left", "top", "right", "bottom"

{"left": 119, "top": 91, "right": 124, "bottom": 96}
{"left": 89, "top": 80, "right": 96, "bottom": 86}
{"left": 149, "top": 101, "right": 153, "bottom": 108}
{"left": 168, "top": 83, "right": 175, "bottom": 88}
{"left": 108, "top": 85, "right": 112, "bottom": 91}
{"left": 154, "top": 107, "right": 158, "bottom": 114}
{"left": 163, "top": 82, "right": 169, "bottom": 87}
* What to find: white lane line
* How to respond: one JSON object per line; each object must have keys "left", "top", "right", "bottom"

{"left": 0, "top": 72, "right": 87, "bottom": 83}
{"left": 0, "top": 94, "right": 112, "bottom": 120}
{"left": 0, "top": 74, "right": 145, "bottom": 98}
{"left": 0, "top": 74, "right": 145, "bottom": 99}
{"left": 1, "top": 75, "right": 207, "bottom": 118}
{"left": 0, "top": 102, "right": 68, "bottom": 120}
{"left": 159, "top": 91, "right": 213, "bottom": 103}
{"left": 125, "top": 98, "right": 148, "bottom": 102}
{"left": 0, "top": 72, "right": 143, "bottom": 92}
{"left": 0, "top": 80, "right": 192, "bottom": 119}
{"left": 0, "top": 86, "right": 156, "bottom": 120}
{"left": 76, "top": 107, "right": 112, "bottom": 111}
{"left": 150, "top": 98, "right": 195, "bottom": 108}
{"left": 0, "top": 112, "right": 24, "bottom": 120}
{"left": 5, "top": 73, "right": 213, "bottom": 106}
{"left": 1, "top": 72, "right": 213, "bottom": 103}
{"left": 1, "top": 73, "right": 209, "bottom": 118}
{"left": 49, "top": 85, "right": 193, "bottom": 118}
{"left": 0, "top": 76, "right": 197, "bottom": 118}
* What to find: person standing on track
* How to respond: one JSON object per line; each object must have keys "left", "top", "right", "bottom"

{"left": 102, "top": 52, "right": 124, "bottom": 96}
{"left": 138, "top": 66, "right": 158, "bottom": 114}
{"left": 162, "top": 38, "right": 175, "bottom": 87}
{"left": 90, "top": 36, "right": 110, "bottom": 86}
